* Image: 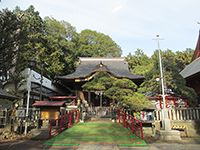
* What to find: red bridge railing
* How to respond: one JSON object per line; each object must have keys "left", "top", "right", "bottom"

{"left": 118, "top": 109, "right": 144, "bottom": 140}
{"left": 49, "top": 109, "right": 80, "bottom": 138}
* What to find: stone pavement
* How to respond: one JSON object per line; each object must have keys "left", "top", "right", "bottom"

{"left": 1, "top": 141, "right": 200, "bottom": 150}
{"left": 77, "top": 144, "right": 119, "bottom": 150}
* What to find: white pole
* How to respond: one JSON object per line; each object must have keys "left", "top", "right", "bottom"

{"left": 154, "top": 35, "right": 171, "bottom": 130}
{"left": 156, "top": 35, "right": 166, "bottom": 109}
{"left": 24, "top": 68, "right": 31, "bottom": 135}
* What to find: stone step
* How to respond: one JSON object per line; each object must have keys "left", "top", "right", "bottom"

{"left": 90, "top": 117, "right": 111, "bottom": 121}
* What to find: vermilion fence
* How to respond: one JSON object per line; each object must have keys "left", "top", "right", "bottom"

{"left": 117, "top": 109, "right": 144, "bottom": 140}
{"left": 49, "top": 109, "right": 80, "bottom": 138}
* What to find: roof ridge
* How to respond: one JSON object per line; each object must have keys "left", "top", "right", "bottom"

{"left": 79, "top": 57, "right": 125, "bottom": 61}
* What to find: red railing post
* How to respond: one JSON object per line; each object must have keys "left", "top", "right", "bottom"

{"left": 76, "top": 110, "right": 79, "bottom": 123}
{"left": 68, "top": 111, "right": 72, "bottom": 128}
{"left": 124, "top": 111, "right": 127, "bottom": 128}
{"left": 59, "top": 116, "right": 62, "bottom": 132}
{"left": 140, "top": 121, "right": 144, "bottom": 140}
{"left": 131, "top": 117, "right": 134, "bottom": 133}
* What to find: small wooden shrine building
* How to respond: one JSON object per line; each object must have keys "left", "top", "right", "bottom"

{"left": 55, "top": 57, "right": 144, "bottom": 107}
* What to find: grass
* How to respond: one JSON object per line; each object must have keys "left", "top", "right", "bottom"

{"left": 44, "top": 121, "right": 147, "bottom": 147}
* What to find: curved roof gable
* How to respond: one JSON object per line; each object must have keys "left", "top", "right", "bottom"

{"left": 56, "top": 57, "right": 144, "bottom": 81}
{"left": 180, "top": 56, "right": 200, "bottom": 79}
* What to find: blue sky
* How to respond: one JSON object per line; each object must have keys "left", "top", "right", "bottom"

{"left": 1, "top": 0, "right": 200, "bottom": 56}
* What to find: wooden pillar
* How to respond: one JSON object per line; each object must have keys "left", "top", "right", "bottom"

{"left": 166, "top": 98, "right": 168, "bottom": 108}
{"left": 100, "top": 91, "right": 102, "bottom": 107}
{"left": 88, "top": 91, "right": 91, "bottom": 103}
{"left": 173, "top": 98, "right": 176, "bottom": 108}
{"left": 159, "top": 100, "right": 162, "bottom": 109}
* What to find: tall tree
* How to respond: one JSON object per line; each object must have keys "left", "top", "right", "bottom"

{"left": 13, "top": 5, "right": 45, "bottom": 72}
{"left": 126, "top": 49, "right": 153, "bottom": 75}
{"left": 77, "top": 29, "right": 122, "bottom": 57}
{"left": 139, "top": 49, "right": 197, "bottom": 105}
{"left": 0, "top": 9, "right": 22, "bottom": 82}
{"left": 175, "top": 48, "right": 193, "bottom": 72}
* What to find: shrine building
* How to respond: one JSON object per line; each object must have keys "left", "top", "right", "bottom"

{"left": 55, "top": 57, "right": 144, "bottom": 107}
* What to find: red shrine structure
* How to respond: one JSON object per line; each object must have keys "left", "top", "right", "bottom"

{"left": 148, "top": 95, "right": 189, "bottom": 109}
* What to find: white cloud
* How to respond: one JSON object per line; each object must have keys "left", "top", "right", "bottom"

{"left": 112, "top": 5, "right": 123, "bottom": 13}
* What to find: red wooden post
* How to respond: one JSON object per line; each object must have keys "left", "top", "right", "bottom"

{"left": 131, "top": 116, "right": 134, "bottom": 133}
{"left": 75, "top": 110, "right": 77, "bottom": 123}
{"left": 124, "top": 111, "right": 126, "bottom": 128}
{"left": 76, "top": 110, "right": 80, "bottom": 123}
{"left": 59, "top": 116, "right": 62, "bottom": 132}
{"left": 139, "top": 121, "right": 144, "bottom": 140}
{"left": 166, "top": 98, "right": 168, "bottom": 108}
{"left": 68, "top": 111, "right": 72, "bottom": 128}
{"left": 159, "top": 99, "right": 162, "bottom": 109}
{"left": 122, "top": 111, "right": 125, "bottom": 126}
{"left": 49, "top": 119, "right": 52, "bottom": 138}
{"left": 173, "top": 98, "right": 176, "bottom": 107}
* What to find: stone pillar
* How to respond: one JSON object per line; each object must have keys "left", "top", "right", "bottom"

{"left": 180, "top": 109, "right": 183, "bottom": 120}
{"left": 196, "top": 109, "right": 200, "bottom": 120}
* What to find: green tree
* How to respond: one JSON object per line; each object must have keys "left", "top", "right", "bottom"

{"left": 13, "top": 5, "right": 45, "bottom": 72}
{"left": 82, "top": 72, "right": 151, "bottom": 111}
{"left": 175, "top": 48, "right": 193, "bottom": 72}
{"left": 126, "top": 49, "right": 153, "bottom": 75}
{"left": 0, "top": 9, "right": 22, "bottom": 81}
{"left": 77, "top": 29, "right": 122, "bottom": 57}
{"left": 139, "top": 49, "right": 197, "bottom": 105}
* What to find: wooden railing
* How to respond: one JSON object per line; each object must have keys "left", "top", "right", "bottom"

{"left": 154, "top": 107, "right": 200, "bottom": 121}
{"left": 49, "top": 109, "right": 80, "bottom": 138}
{"left": 118, "top": 109, "right": 144, "bottom": 140}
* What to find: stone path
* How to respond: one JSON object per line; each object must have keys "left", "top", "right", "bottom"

{"left": 1, "top": 140, "right": 200, "bottom": 150}
{"left": 77, "top": 144, "right": 119, "bottom": 150}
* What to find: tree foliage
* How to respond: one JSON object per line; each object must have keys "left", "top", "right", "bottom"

{"left": 82, "top": 72, "right": 151, "bottom": 111}
{"left": 137, "top": 49, "right": 197, "bottom": 105}
{"left": 0, "top": 8, "right": 22, "bottom": 80}
{"left": 126, "top": 49, "right": 153, "bottom": 75}
{"left": 77, "top": 29, "right": 122, "bottom": 57}
{"left": 1, "top": 6, "right": 123, "bottom": 81}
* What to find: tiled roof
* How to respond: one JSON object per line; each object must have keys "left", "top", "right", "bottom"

{"left": 49, "top": 96, "right": 77, "bottom": 100}
{"left": 56, "top": 57, "right": 144, "bottom": 80}
{"left": 32, "top": 101, "right": 65, "bottom": 107}
{"left": 180, "top": 57, "right": 200, "bottom": 79}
